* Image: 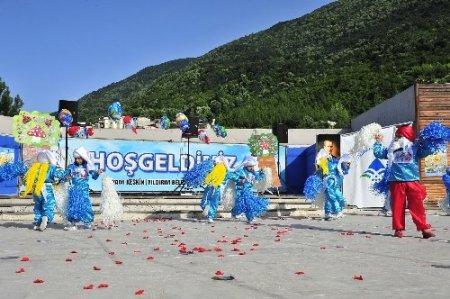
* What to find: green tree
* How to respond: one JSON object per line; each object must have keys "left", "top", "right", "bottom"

{"left": 0, "top": 78, "right": 25, "bottom": 116}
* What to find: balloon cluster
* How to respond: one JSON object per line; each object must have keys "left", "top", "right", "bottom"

{"left": 123, "top": 115, "right": 137, "bottom": 134}
{"left": 58, "top": 109, "right": 73, "bottom": 127}
{"left": 175, "top": 113, "right": 190, "bottom": 132}
{"left": 67, "top": 126, "right": 94, "bottom": 138}
{"left": 160, "top": 115, "right": 170, "bottom": 130}
{"left": 213, "top": 124, "right": 227, "bottom": 138}
{"left": 108, "top": 101, "right": 123, "bottom": 120}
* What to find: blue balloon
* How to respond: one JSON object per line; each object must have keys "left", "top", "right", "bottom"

{"left": 108, "top": 101, "right": 123, "bottom": 120}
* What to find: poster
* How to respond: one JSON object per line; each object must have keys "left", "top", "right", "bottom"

{"left": 424, "top": 150, "right": 447, "bottom": 177}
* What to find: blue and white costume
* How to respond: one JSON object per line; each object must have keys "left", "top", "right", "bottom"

{"left": 440, "top": 167, "right": 450, "bottom": 215}
{"left": 229, "top": 156, "right": 269, "bottom": 222}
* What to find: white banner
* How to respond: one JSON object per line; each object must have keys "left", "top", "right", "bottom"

{"left": 341, "top": 125, "right": 396, "bottom": 208}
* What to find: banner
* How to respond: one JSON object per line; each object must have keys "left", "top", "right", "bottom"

{"left": 341, "top": 125, "right": 396, "bottom": 208}
{"left": 62, "top": 138, "right": 286, "bottom": 192}
{"left": 423, "top": 150, "right": 447, "bottom": 177}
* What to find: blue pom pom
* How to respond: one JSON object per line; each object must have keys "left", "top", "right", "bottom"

{"left": 417, "top": 121, "right": 450, "bottom": 154}
{"left": 67, "top": 184, "right": 94, "bottom": 223}
{"left": 232, "top": 188, "right": 268, "bottom": 221}
{"left": 372, "top": 167, "right": 391, "bottom": 195}
{"left": 443, "top": 174, "right": 450, "bottom": 190}
{"left": 303, "top": 175, "right": 324, "bottom": 201}
{"left": 183, "top": 159, "right": 214, "bottom": 188}
{"left": 0, "top": 161, "right": 28, "bottom": 183}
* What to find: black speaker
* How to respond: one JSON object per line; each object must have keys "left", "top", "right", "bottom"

{"left": 273, "top": 123, "right": 288, "bottom": 143}
{"left": 182, "top": 116, "right": 199, "bottom": 138}
{"left": 58, "top": 100, "right": 79, "bottom": 124}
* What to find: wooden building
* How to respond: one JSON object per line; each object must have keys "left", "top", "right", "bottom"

{"left": 352, "top": 83, "right": 450, "bottom": 204}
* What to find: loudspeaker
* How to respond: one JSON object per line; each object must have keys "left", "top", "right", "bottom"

{"left": 58, "top": 100, "right": 79, "bottom": 124}
{"left": 182, "top": 116, "right": 199, "bottom": 138}
{"left": 273, "top": 123, "right": 288, "bottom": 143}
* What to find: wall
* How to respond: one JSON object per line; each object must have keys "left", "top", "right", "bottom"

{"left": 351, "top": 86, "right": 415, "bottom": 131}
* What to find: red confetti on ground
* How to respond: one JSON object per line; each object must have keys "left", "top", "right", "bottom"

{"left": 320, "top": 246, "right": 326, "bottom": 250}
{"left": 106, "top": 239, "right": 112, "bottom": 242}
{"left": 135, "top": 289, "right": 145, "bottom": 295}
{"left": 252, "top": 243, "right": 259, "bottom": 246}
{"left": 126, "top": 233, "right": 131, "bottom": 236}
{"left": 217, "top": 254, "right": 225, "bottom": 258}
{"left": 33, "top": 279, "right": 44, "bottom": 284}
{"left": 143, "top": 236, "right": 149, "bottom": 240}
{"left": 210, "top": 230, "right": 215, "bottom": 233}
{"left": 275, "top": 239, "right": 281, "bottom": 242}
{"left": 214, "top": 246, "right": 223, "bottom": 252}
{"left": 115, "top": 261, "right": 123, "bottom": 265}
{"left": 181, "top": 232, "right": 186, "bottom": 235}
{"left": 134, "top": 250, "right": 142, "bottom": 253}
{"left": 121, "top": 242, "right": 128, "bottom": 245}
{"left": 20, "top": 257, "right": 30, "bottom": 262}
{"left": 238, "top": 252, "right": 247, "bottom": 256}
{"left": 108, "top": 251, "right": 115, "bottom": 255}
{"left": 215, "top": 270, "right": 224, "bottom": 276}
{"left": 16, "top": 268, "right": 25, "bottom": 273}
{"left": 146, "top": 256, "right": 154, "bottom": 261}
{"left": 295, "top": 271, "right": 305, "bottom": 275}
{"left": 231, "top": 248, "right": 240, "bottom": 252}
{"left": 365, "top": 236, "right": 372, "bottom": 239}
{"left": 87, "top": 235, "right": 93, "bottom": 239}
{"left": 353, "top": 275, "right": 364, "bottom": 280}
{"left": 250, "top": 248, "right": 257, "bottom": 251}
{"left": 93, "top": 266, "right": 101, "bottom": 271}
{"left": 97, "top": 283, "right": 109, "bottom": 288}
{"left": 65, "top": 258, "right": 72, "bottom": 262}
{"left": 154, "top": 247, "right": 160, "bottom": 251}
{"left": 70, "top": 250, "right": 78, "bottom": 254}
{"left": 346, "top": 231, "right": 354, "bottom": 236}
{"left": 83, "top": 284, "right": 94, "bottom": 290}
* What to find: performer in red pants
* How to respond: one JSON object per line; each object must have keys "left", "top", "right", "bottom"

{"left": 373, "top": 125, "right": 435, "bottom": 239}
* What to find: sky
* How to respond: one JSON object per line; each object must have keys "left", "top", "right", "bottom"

{"left": 0, "top": 0, "right": 334, "bottom": 113}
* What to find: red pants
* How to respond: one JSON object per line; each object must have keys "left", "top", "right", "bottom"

{"left": 390, "top": 181, "right": 431, "bottom": 231}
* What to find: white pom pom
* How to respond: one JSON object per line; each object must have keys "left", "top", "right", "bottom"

{"left": 54, "top": 182, "right": 69, "bottom": 221}
{"left": 253, "top": 168, "right": 272, "bottom": 193}
{"left": 350, "top": 123, "right": 382, "bottom": 156}
{"left": 100, "top": 175, "right": 123, "bottom": 226}
{"left": 220, "top": 180, "right": 236, "bottom": 212}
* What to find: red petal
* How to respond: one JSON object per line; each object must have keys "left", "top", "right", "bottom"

{"left": 108, "top": 251, "right": 115, "bottom": 255}
{"left": 87, "top": 235, "right": 93, "bottom": 239}
{"left": 70, "top": 250, "right": 78, "bottom": 254}
{"left": 231, "top": 248, "right": 240, "bottom": 252}
{"left": 154, "top": 247, "right": 160, "bottom": 251}
{"left": 215, "top": 270, "right": 224, "bottom": 276}
{"left": 115, "top": 260, "right": 123, "bottom": 265}
{"left": 135, "top": 289, "right": 145, "bottom": 295}
{"left": 214, "top": 247, "right": 223, "bottom": 252}
{"left": 275, "top": 239, "right": 281, "bottom": 242}
{"left": 250, "top": 248, "right": 256, "bottom": 251}
{"left": 33, "top": 279, "right": 44, "bottom": 284}
{"left": 97, "top": 283, "right": 109, "bottom": 288}
{"left": 320, "top": 246, "right": 326, "bottom": 250}
{"left": 217, "top": 254, "right": 225, "bottom": 258}
{"left": 65, "top": 258, "right": 72, "bottom": 262}
{"left": 93, "top": 266, "right": 101, "bottom": 271}
{"left": 20, "top": 257, "right": 30, "bottom": 262}
{"left": 83, "top": 284, "right": 94, "bottom": 290}
{"left": 295, "top": 271, "right": 305, "bottom": 275}
{"left": 238, "top": 252, "right": 246, "bottom": 256}
{"left": 353, "top": 275, "right": 364, "bottom": 280}
{"left": 15, "top": 268, "right": 25, "bottom": 273}
{"left": 106, "top": 239, "right": 112, "bottom": 242}
{"left": 146, "top": 256, "right": 154, "bottom": 261}
{"left": 125, "top": 233, "right": 131, "bottom": 236}
{"left": 365, "top": 236, "right": 371, "bottom": 239}
{"left": 121, "top": 242, "right": 128, "bottom": 245}
{"left": 252, "top": 243, "right": 259, "bottom": 246}
{"left": 134, "top": 250, "right": 142, "bottom": 253}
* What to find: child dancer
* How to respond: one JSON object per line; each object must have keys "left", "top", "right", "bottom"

{"left": 65, "top": 147, "right": 102, "bottom": 230}
{"left": 22, "top": 150, "right": 66, "bottom": 231}
{"left": 230, "top": 155, "right": 269, "bottom": 224}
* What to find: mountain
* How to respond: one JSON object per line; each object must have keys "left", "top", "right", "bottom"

{"left": 78, "top": 0, "right": 450, "bottom": 128}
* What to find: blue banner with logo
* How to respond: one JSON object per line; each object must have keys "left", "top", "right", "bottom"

{"left": 63, "top": 138, "right": 286, "bottom": 192}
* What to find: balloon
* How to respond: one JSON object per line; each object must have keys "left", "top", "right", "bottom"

{"left": 198, "top": 129, "right": 210, "bottom": 144}
{"left": 175, "top": 113, "right": 189, "bottom": 132}
{"left": 213, "top": 124, "right": 227, "bottom": 138}
{"left": 108, "top": 101, "right": 123, "bottom": 120}
{"left": 58, "top": 109, "right": 73, "bottom": 127}
{"left": 160, "top": 115, "right": 170, "bottom": 130}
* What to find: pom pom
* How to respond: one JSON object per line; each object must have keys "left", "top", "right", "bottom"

{"left": 54, "top": 182, "right": 69, "bottom": 220}
{"left": 417, "top": 121, "right": 450, "bottom": 154}
{"left": 100, "top": 175, "right": 123, "bottom": 226}
{"left": 58, "top": 109, "right": 73, "bottom": 127}
{"left": 221, "top": 180, "right": 236, "bottom": 211}
{"left": 198, "top": 130, "right": 210, "bottom": 144}
{"left": 253, "top": 168, "right": 272, "bottom": 193}
{"left": 213, "top": 125, "right": 227, "bottom": 138}
{"left": 108, "top": 101, "right": 123, "bottom": 120}
{"left": 183, "top": 159, "right": 214, "bottom": 188}
{"left": 303, "top": 175, "right": 324, "bottom": 201}
{"left": 204, "top": 163, "right": 227, "bottom": 187}
{"left": 0, "top": 161, "right": 28, "bottom": 183}
{"left": 350, "top": 123, "right": 382, "bottom": 156}
{"left": 232, "top": 188, "right": 269, "bottom": 220}
{"left": 160, "top": 115, "right": 170, "bottom": 130}
{"left": 371, "top": 167, "right": 391, "bottom": 196}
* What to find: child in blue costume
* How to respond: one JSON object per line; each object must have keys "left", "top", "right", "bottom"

{"left": 200, "top": 156, "right": 229, "bottom": 223}
{"left": 316, "top": 141, "right": 351, "bottom": 220}
{"left": 65, "top": 147, "right": 103, "bottom": 230}
{"left": 230, "top": 155, "right": 269, "bottom": 223}
{"left": 23, "top": 150, "right": 66, "bottom": 231}
{"left": 440, "top": 167, "right": 450, "bottom": 215}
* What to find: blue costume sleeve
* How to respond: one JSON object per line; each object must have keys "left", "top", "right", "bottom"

{"left": 414, "top": 143, "right": 434, "bottom": 160}
{"left": 340, "top": 163, "right": 350, "bottom": 175}
{"left": 253, "top": 170, "right": 265, "bottom": 181}
{"left": 373, "top": 142, "right": 388, "bottom": 159}
{"left": 443, "top": 174, "right": 450, "bottom": 190}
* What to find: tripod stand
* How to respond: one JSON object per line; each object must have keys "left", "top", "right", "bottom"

{"left": 174, "top": 133, "right": 195, "bottom": 193}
